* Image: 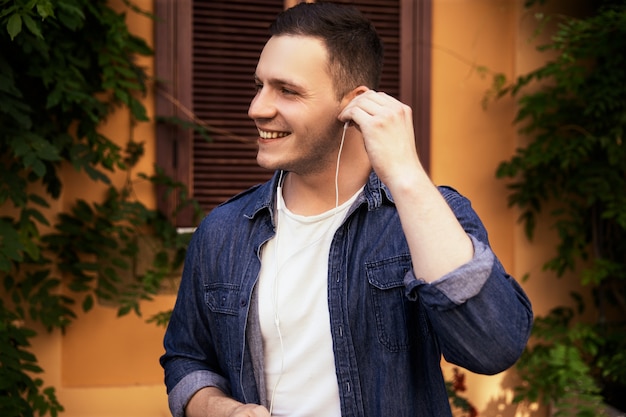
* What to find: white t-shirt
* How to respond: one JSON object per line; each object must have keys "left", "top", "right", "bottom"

{"left": 257, "top": 185, "right": 361, "bottom": 416}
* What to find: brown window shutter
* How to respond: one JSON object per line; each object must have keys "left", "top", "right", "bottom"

{"left": 191, "top": 1, "right": 282, "bottom": 216}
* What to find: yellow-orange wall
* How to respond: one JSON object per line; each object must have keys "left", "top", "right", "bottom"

{"left": 17, "top": 1, "right": 589, "bottom": 416}
{"left": 432, "top": 1, "right": 518, "bottom": 414}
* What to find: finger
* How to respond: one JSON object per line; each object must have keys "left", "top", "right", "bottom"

{"left": 230, "top": 404, "right": 271, "bottom": 417}
{"left": 339, "top": 98, "right": 380, "bottom": 127}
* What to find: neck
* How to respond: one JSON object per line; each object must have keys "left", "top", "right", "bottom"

{"left": 281, "top": 131, "right": 370, "bottom": 216}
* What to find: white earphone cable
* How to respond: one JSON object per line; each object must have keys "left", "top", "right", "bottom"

{"left": 268, "top": 122, "right": 349, "bottom": 415}
{"left": 335, "top": 121, "right": 349, "bottom": 209}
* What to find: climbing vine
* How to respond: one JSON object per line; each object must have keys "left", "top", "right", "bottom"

{"left": 0, "top": 1, "right": 200, "bottom": 415}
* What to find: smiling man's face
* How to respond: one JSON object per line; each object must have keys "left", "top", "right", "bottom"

{"left": 248, "top": 35, "right": 345, "bottom": 176}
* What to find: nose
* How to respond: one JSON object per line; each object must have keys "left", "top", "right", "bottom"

{"left": 248, "top": 87, "right": 276, "bottom": 120}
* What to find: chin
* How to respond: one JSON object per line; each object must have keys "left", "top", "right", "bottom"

{"left": 256, "top": 155, "right": 281, "bottom": 172}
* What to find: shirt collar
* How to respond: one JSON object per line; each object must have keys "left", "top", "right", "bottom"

{"left": 244, "top": 170, "right": 395, "bottom": 222}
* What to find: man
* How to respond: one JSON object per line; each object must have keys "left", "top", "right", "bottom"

{"left": 160, "top": 3, "right": 533, "bottom": 417}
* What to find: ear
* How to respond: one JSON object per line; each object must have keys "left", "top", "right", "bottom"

{"left": 340, "top": 85, "right": 369, "bottom": 108}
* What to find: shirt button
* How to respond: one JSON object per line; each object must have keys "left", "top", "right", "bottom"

{"left": 240, "top": 299, "right": 247, "bottom": 307}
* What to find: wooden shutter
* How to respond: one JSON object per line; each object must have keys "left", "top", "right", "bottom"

{"left": 191, "top": 1, "right": 282, "bottom": 214}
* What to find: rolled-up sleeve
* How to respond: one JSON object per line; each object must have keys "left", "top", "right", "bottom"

{"left": 404, "top": 235, "right": 494, "bottom": 307}
{"left": 167, "top": 370, "right": 231, "bottom": 417}
{"left": 404, "top": 187, "right": 533, "bottom": 375}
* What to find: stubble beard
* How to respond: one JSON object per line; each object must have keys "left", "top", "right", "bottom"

{"left": 258, "top": 121, "right": 344, "bottom": 176}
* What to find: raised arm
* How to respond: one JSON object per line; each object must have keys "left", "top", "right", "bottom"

{"left": 339, "top": 89, "right": 474, "bottom": 282}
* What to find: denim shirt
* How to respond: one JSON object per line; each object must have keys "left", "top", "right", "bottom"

{"left": 161, "top": 171, "right": 533, "bottom": 417}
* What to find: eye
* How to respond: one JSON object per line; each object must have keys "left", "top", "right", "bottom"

{"left": 254, "top": 82, "right": 263, "bottom": 92}
{"left": 280, "top": 87, "right": 297, "bottom": 96}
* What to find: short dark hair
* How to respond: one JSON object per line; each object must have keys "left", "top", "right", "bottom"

{"left": 269, "top": 1, "right": 384, "bottom": 99}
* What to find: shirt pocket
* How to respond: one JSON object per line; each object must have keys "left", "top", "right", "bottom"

{"left": 205, "top": 283, "right": 243, "bottom": 368}
{"left": 366, "top": 255, "right": 412, "bottom": 352}
{"left": 206, "top": 283, "right": 241, "bottom": 315}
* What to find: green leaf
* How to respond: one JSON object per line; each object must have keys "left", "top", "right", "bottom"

{"left": 7, "top": 13, "right": 22, "bottom": 40}
{"left": 128, "top": 97, "right": 148, "bottom": 121}
{"left": 82, "top": 295, "right": 94, "bottom": 312}
{"left": 36, "top": 1, "right": 55, "bottom": 20}
{"left": 28, "top": 193, "right": 50, "bottom": 208}
{"left": 22, "top": 14, "right": 43, "bottom": 39}
{"left": 0, "top": 219, "right": 25, "bottom": 266}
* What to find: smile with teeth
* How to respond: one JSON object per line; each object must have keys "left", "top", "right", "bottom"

{"left": 258, "top": 129, "right": 291, "bottom": 139}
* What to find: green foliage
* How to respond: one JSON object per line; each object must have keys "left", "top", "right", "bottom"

{"left": 490, "top": 0, "right": 626, "bottom": 414}
{"left": 0, "top": 1, "right": 202, "bottom": 415}
{"left": 514, "top": 304, "right": 607, "bottom": 416}
{"left": 0, "top": 300, "right": 63, "bottom": 417}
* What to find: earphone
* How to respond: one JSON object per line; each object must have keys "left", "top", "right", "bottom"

{"left": 335, "top": 121, "right": 349, "bottom": 208}
{"left": 267, "top": 121, "right": 350, "bottom": 416}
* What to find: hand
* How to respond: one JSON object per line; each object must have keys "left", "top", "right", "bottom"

{"left": 228, "top": 404, "right": 271, "bottom": 417}
{"left": 339, "top": 89, "right": 424, "bottom": 187}
{"left": 185, "top": 387, "right": 270, "bottom": 417}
